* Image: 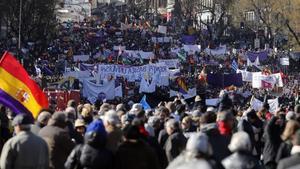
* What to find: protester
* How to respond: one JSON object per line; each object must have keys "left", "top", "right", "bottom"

{"left": 164, "top": 119, "right": 187, "bottom": 162}
{"left": 277, "top": 129, "right": 300, "bottom": 169}
{"left": 222, "top": 131, "right": 262, "bottom": 169}
{"left": 31, "top": 110, "right": 52, "bottom": 135}
{"left": 65, "top": 119, "right": 113, "bottom": 169}
{"left": 73, "top": 119, "right": 86, "bottom": 144}
{"left": 114, "top": 124, "right": 160, "bottom": 169}
{"left": 276, "top": 120, "right": 300, "bottom": 163}
{"left": 102, "top": 109, "right": 123, "bottom": 153}
{"left": 0, "top": 114, "right": 49, "bottom": 169}
{"left": 39, "top": 112, "right": 75, "bottom": 169}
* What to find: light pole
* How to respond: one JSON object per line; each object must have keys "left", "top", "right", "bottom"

{"left": 18, "top": 0, "right": 22, "bottom": 50}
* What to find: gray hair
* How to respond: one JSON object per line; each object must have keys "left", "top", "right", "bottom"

{"left": 228, "top": 131, "right": 252, "bottom": 152}
{"left": 166, "top": 119, "right": 180, "bottom": 130}
{"left": 103, "top": 110, "right": 120, "bottom": 126}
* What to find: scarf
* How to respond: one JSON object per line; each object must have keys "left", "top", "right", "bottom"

{"left": 217, "top": 121, "right": 232, "bottom": 136}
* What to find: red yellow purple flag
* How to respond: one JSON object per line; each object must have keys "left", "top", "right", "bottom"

{"left": 0, "top": 52, "right": 49, "bottom": 118}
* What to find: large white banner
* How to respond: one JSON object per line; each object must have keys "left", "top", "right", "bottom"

{"left": 82, "top": 79, "right": 115, "bottom": 103}
{"left": 250, "top": 97, "right": 279, "bottom": 113}
{"left": 183, "top": 45, "right": 201, "bottom": 54}
{"left": 158, "top": 59, "right": 179, "bottom": 69}
{"left": 124, "top": 50, "right": 155, "bottom": 59}
{"left": 280, "top": 58, "right": 289, "bottom": 65}
{"left": 252, "top": 72, "right": 283, "bottom": 88}
{"left": 236, "top": 69, "right": 254, "bottom": 82}
{"left": 204, "top": 45, "right": 227, "bottom": 56}
{"left": 99, "top": 64, "right": 168, "bottom": 81}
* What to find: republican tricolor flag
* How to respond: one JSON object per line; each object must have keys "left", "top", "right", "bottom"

{"left": 0, "top": 52, "right": 49, "bottom": 118}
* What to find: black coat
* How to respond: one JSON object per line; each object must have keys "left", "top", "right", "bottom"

{"left": 277, "top": 153, "right": 300, "bottom": 169}
{"left": 114, "top": 140, "right": 160, "bottom": 169}
{"left": 65, "top": 144, "right": 114, "bottom": 169}
{"left": 275, "top": 141, "right": 293, "bottom": 163}
{"left": 263, "top": 117, "right": 283, "bottom": 165}
{"left": 201, "top": 123, "right": 231, "bottom": 162}
{"left": 164, "top": 131, "right": 187, "bottom": 162}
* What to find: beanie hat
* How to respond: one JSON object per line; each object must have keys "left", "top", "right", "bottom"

{"left": 86, "top": 119, "right": 107, "bottom": 138}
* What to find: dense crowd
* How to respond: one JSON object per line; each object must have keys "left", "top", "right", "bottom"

{"left": 1, "top": 16, "right": 300, "bottom": 169}
{"left": 1, "top": 93, "right": 300, "bottom": 169}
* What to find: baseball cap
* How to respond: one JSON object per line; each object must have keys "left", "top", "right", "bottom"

{"left": 12, "top": 114, "right": 33, "bottom": 126}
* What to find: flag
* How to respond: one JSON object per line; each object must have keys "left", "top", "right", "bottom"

{"left": 177, "top": 49, "right": 186, "bottom": 61}
{"left": 0, "top": 52, "right": 49, "bottom": 118}
{"left": 231, "top": 60, "right": 238, "bottom": 71}
{"left": 176, "top": 77, "right": 188, "bottom": 94}
{"left": 261, "top": 80, "right": 273, "bottom": 88}
{"left": 140, "top": 95, "right": 151, "bottom": 110}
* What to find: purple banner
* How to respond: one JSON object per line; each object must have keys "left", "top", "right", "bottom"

{"left": 246, "top": 51, "right": 268, "bottom": 62}
{"left": 181, "top": 35, "right": 196, "bottom": 44}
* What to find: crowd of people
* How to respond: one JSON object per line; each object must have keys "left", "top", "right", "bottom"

{"left": 1, "top": 92, "right": 300, "bottom": 169}
{"left": 0, "top": 15, "right": 300, "bottom": 169}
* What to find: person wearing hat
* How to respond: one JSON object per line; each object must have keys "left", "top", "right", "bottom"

{"left": 72, "top": 119, "right": 86, "bottom": 144}
{"left": 39, "top": 112, "right": 75, "bottom": 169}
{"left": 0, "top": 114, "right": 49, "bottom": 169}
{"left": 65, "top": 119, "right": 113, "bottom": 169}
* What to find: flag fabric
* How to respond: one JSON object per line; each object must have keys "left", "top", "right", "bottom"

{"left": 261, "top": 80, "right": 273, "bottom": 88}
{"left": 0, "top": 52, "right": 49, "bottom": 118}
{"left": 140, "top": 95, "right": 151, "bottom": 110}
{"left": 177, "top": 49, "right": 186, "bottom": 61}
{"left": 231, "top": 60, "right": 238, "bottom": 71}
{"left": 176, "top": 77, "right": 188, "bottom": 94}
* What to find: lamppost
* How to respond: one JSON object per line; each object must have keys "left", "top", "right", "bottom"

{"left": 18, "top": 0, "right": 22, "bottom": 50}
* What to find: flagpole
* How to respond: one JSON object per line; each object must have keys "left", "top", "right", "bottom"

{"left": 18, "top": 0, "right": 22, "bottom": 50}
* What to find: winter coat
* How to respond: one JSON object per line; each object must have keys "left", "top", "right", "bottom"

{"left": 263, "top": 116, "right": 283, "bottom": 165}
{"left": 201, "top": 123, "right": 231, "bottom": 162}
{"left": 114, "top": 140, "right": 160, "bottom": 169}
{"left": 238, "top": 118, "right": 264, "bottom": 158}
{"left": 64, "top": 144, "right": 114, "bottom": 169}
{"left": 277, "top": 153, "right": 300, "bottom": 169}
{"left": 275, "top": 141, "right": 293, "bottom": 163}
{"left": 39, "top": 125, "right": 75, "bottom": 169}
{"left": 164, "top": 131, "right": 187, "bottom": 162}
{"left": 222, "top": 151, "right": 262, "bottom": 169}
{"left": 105, "top": 125, "right": 123, "bottom": 153}
{"left": 0, "top": 131, "right": 49, "bottom": 169}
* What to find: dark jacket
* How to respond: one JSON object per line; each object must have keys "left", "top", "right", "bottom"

{"left": 114, "top": 140, "right": 160, "bottom": 169}
{"left": 277, "top": 153, "right": 300, "bottom": 169}
{"left": 263, "top": 116, "right": 283, "bottom": 165}
{"left": 201, "top": 123, "right": 231, "bottom": 162}
{"left": 276, "top": 141, "right": 293, "bottom": 163}
{"left": 222, "top": 151, "right": 262, "bottom": 169}
{"left": 238, "top": 118, "right": 264, "bottom": 158}
{"left": 39, "top": 125, "right": 75, "bottom": 169}
{"left": 64, "top": 144, "right": 114, "bottom": 169}
{"left": 164, "top": 130, "right": 187, "bottom": 162}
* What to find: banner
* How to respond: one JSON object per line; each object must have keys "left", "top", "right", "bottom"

{"left": 246, "top": 50, "right": 268, "bottom": 62}
{"left": 252, "top": 72, "right": 283, "bottom": 88}
{"left": 183, "top": 45, "right": 201, "bottom": 54}
{"left": 205, "top": 98, "right": 219, "bottom": 106}
{"left": 250, "top": 97, "right": 279, "bottom": 113}
{"left": 181, "top": 35, "right": 196, "bottom": 44}
{"left": 82, "top": 79, "right": 115, "bottom": 103}
{"left": 80, "top": 63, "right": 95, "bottom": 71}
{"left": 99, "top": 64, "right": 168, "bottom": 81}
{"left": 73, "top": 55, "right": 90, "bottom": 62}
{"left": 158, "top": 25, "right": 167, "bottom": 34}
{"left": 247, "top": 57, "right": 260, "bottom": 67}
{"left": 170, "top": 88, "right": 197, "bottom": 99}
{"left": 63, "top": 71, "right": 91, "bottom": 79}
{"left": 158, "top": 59, "right": 179, "bottom": 69}
{"left": 207, "top": 73, "right": 243, "bottom": 88}
{"left": 280, "top": 58, "right": 289, "bottom": 65}
{"left": 124, "top": 50, "right": 155, "bottom": 59}
{"left": 236, "top": 69, "right": 253, "bottom": 82}
{"left": 204, "top": 45, "right": 227, "bottom": 56}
